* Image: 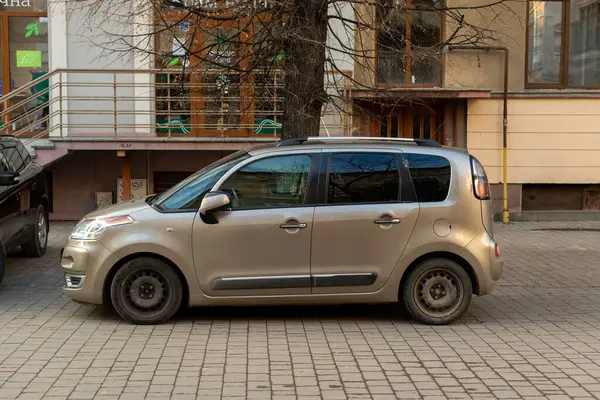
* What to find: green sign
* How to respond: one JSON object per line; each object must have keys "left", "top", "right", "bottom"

{"left": 16, "top": 50, "right": 42, "bottom": 68}
{"left": 25, "top": 23, "right": 39, "bottom": 37}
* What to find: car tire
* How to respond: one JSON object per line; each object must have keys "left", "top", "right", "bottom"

{"left": 110, "top": 257, "right": 183, "bottom": 325}
{"left": 22, "top": 205, "right": 48, "bottom": 258}
{"left": 402, "top": 258, "right": 472, "bottom": 325}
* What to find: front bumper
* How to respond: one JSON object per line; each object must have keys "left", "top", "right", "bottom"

{"left": 61, "top": 239, "right": 119, "bottom": 305}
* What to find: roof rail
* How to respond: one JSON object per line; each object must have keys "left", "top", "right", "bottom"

{"left": 277, "top": 136, "right": 441, "bottom": 148}
{"left": 276, "top": 138, "right": 308, "bottom": 147}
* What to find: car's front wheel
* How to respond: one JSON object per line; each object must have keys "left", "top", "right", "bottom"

{"left": 402, "top": 258, "right": 472, "bottom": 325}
{"left": 22, "top": 205, "right": 48, "bottom": 258}
{"left": 110, "top": 257, "right": 183, "bottom": 324}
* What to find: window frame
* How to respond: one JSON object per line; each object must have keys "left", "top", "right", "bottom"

{"left": 525, "top": 0, "right": 600, "bottom": 89}
{"left": 213, "top": 151, "right": 321, "bottom": 211}
{"left": 374, "top": 0, "right": 445, "bottom": 88}
{"left": 153, "top": 8, "right": 283, "bottom": 137}
{"left": 316, "top": 151, "right": 416, "bottom": 206}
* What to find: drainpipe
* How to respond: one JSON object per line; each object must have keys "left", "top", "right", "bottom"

{"left": 447, "top": 45, "right": 510, "bottom": 224}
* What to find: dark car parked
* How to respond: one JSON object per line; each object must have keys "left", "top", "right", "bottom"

{"left": 0, "top": 135, "right": 50, "bottom": 284}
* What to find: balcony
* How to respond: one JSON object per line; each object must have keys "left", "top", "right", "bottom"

{"left": 0, "top": 68, "right": 353, "bottom": 163}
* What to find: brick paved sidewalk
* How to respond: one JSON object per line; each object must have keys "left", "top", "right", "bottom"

{"left": 0, "top": 222, "right": 599, "bottom": 399}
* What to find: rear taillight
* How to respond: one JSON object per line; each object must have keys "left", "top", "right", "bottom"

{"left": 471, "top": 156, "right": 490, "bottom": 200}
{"left": 495, "top": 243, "right": 500, "bottom": 257}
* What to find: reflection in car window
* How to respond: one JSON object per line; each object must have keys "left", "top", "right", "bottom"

{"left": 4, "top": 147, "right": 23, "bottom": 173}
{"left": 0, "top": 152, "right": 11, "bottom": 173}
{"left": 156, "top": 152, "right": 250, "bottom": 210}
{"left": 327, "top": 153, "right": 400, "bottom": 204}
{"left": 404, "top": 153, "right": 451, "bottom": 202}
{"left": 220, "top": 155, "right": 312, "bottom": 209}
{"left": 17, "top": 143, "right": 31, "bottom": 167}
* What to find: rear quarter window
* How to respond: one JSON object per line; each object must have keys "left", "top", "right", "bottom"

{"left": 404, "top": 153, "right": 451, "bottom": 203}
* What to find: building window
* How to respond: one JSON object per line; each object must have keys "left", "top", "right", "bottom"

{"left": 376, "top": 0, "right": 442, "bottom": 85}
{"left": 527, "top": 0, "right": 600, "bottom": 87}
{"left": 0, "top": 1, "right": 48, "bottom": 136}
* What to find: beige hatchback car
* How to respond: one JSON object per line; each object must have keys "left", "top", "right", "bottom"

{"left": 61, "top": 137, "right": 502, "bottom": 325}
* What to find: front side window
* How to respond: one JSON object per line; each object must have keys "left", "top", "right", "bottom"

{"left": 527, "top": 0, "right": 600, "bottom": 87}
{"left": 327, "top": 153, "right": 400, "bottom": 204}
{"left": 155, "top": 150, "right": 250, "bottom": 211}
{"left": 219, "top": 155, "right": 312, "bottom": 209}
{"left": 376, "top": 0, "right": 442, "bottom": 85}
{"left": 405, "top": 153, "right": 450, "bottom": 202}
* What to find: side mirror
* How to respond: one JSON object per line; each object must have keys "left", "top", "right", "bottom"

{"left": 0, "top": 172, "right": 18, "bottom": 186}
{"left": 199, "top": 192, "right": 231, "bottom": 215}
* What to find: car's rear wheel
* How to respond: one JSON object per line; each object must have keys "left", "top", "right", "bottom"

{"left": 110, "top": 257, "right": 182, "bottom": 324}
{"left": 402, "top": 258, "right": 472, "bottom": 325}
{"left": 22, "top": 205, "right": 48, "bottom": 258}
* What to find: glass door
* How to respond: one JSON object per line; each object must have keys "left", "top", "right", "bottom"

{"left": 155, "top": 16, "right": 196, "bottom": 136}
{"left": 7, "top": 15, "right": 49, "bottom": 133}
{"left": 372, "top": 104, "right": 444, "bottom": 144}
{"left": 0, "top": 1, "right": 48, "bottom": 136}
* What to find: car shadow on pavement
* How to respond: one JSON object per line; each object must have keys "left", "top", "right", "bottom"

{"left": 177, "top": 303, "right": 412, "bottom": 322}
{"left": 93, "top": 302, "right": 416, "bottom": 324}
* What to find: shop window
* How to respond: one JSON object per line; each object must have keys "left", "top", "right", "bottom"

{"left": 0, "top": 1, "right": 48, "bottom": 135}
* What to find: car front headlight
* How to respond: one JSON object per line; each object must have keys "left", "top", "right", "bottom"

{"left": 70, "top": 215, "right": 134, "bottom": 241}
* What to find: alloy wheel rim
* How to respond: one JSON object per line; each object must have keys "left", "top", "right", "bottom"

{"left": 37, "top": 212, "right": 47, "bottom": 247}
{"left": 413, "top": 267, "right": 464, "bottom": 318}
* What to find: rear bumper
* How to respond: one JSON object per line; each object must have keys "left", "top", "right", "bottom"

{"left": 466, "top": 230, "right": 503, "bottom": 295}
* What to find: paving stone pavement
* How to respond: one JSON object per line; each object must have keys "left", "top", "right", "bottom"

{"left": 0, "top": 221, "right": 600, "bottom": 399}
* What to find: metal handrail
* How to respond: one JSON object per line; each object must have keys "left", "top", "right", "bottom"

{"left": 0, "top": 68, "right": 354, "bottom": 140}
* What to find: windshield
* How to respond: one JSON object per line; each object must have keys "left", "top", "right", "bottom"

{"left": 153, "top": 150, "right": 250, "bottom": 210}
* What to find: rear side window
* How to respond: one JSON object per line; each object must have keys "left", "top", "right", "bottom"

{"left": 17, "top": 142, "right": 31, "bottom": 167}
{"left": 3, "top": 147, "right": 24, "bottom": 173}
{"left": 405, "top": 154, "right": 451, "bottom": 202}
{"left": 327, "top": 153, "right": 400, "bottom": 204}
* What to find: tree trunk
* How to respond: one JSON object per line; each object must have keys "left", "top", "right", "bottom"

{"left": 281, "top": 0, "right": 328, "bottom": 139}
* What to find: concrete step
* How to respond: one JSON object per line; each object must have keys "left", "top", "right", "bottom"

{"left": 494, "top": 211, "right": 600, "bottom": 222}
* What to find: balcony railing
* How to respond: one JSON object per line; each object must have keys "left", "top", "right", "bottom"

{"left": 0, "top": 68, "right": 353, "bottom": 143}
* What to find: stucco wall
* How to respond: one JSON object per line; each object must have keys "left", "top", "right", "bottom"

{"left": 468, "top": 98, "right": 600, "bottom": 184}
{"left": 444, "top": 0, "right": 526, "bottom": 91}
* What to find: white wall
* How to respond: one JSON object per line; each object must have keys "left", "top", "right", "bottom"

{"left": 65, "top": 1, "right": 136, "bottom": 136}
{"left": 323, "top": 1, "right": 355, "bottom": 136}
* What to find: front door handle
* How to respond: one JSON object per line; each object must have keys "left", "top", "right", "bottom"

{"left": 280, "top": 223, "right": 307, "bottom": 229}
{"left": 374, "top": 218, "right": 400, "bottom": 225}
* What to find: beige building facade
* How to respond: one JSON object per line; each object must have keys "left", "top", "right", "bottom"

{"left": 351, "top": 0, "right": 600, "bottom": 214}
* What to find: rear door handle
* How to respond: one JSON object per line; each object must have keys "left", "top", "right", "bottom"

{"left": 280, "top": 223, "right": 307, "bottom": 229}
{"left": 374, "top": 218, "right": 400, "bottom": 225}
